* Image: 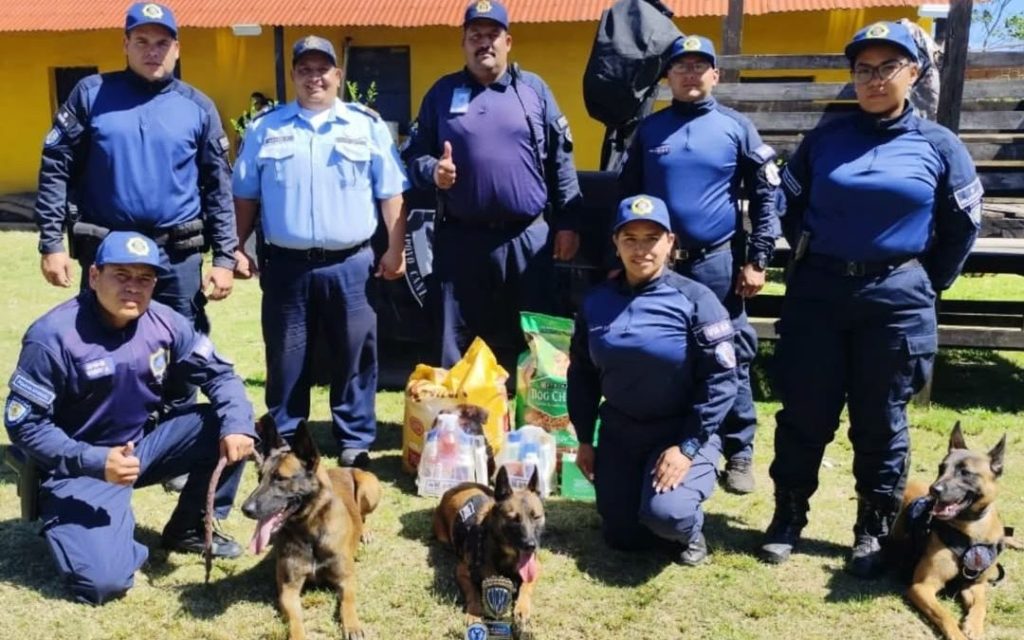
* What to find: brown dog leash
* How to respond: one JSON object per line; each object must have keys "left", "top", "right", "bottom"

{"left": 204, "top": 455, "right": 229, "bottom": 584}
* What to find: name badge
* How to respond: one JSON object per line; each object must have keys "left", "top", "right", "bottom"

{"left": 450, "top": 88, "right": 471, "bottom": 114}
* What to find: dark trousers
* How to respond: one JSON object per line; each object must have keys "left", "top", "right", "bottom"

{"left": 430, "top": 217, "right": 555, "bottom": 372}
{"left": 673, "top": 247, "right": 758, "bottom": 460}
{"left": 260, "top": 246, "right": 377, "bottom": 450}
{"left": 38, "top": 405, "right": 245, "bottom": 605}
{"left": 594, "top": 408, "right": 720, "bottom": 550}
{"left": 769, "top": 262, "right": 936, "bottom": 503}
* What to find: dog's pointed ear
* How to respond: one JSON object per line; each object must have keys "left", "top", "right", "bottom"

{"left": 949, "top": 421, "right": 968, "bottom": 452}
{"left": 526, "top": 465, "right": 540, "bottom": 495}
{"left": 291, "top": 420, "right": 321, "bottom": 470}
{"left": 494, "top": 465, "right": 513, "bottom": 502}
{"left": 989, "top": 434, "right": 1006, "bottom": 478}
{"left": 256, "top": 414, "right": 284, "bottom": 455}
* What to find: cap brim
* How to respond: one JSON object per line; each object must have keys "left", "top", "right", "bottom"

{"left": 126, "top": 20, "right": 177, "bottom": 37}
{"left": 293, "top": 49, "right": 337, "bottom": 66}
{"left": 844, "top": 39, "right": 917, "bottom": 64}
{"left": 464, "top": 17, "right": 508, "bottom": 29}
{"left": 668, "top": 51, "right": 716, "bottom": 67}
{"left": 612, "top": 218, "right": 671, "bottom": 234}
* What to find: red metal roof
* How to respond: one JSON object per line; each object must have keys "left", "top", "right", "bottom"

{"left": 0, "top": 0, "right": 934, "bottom": 32}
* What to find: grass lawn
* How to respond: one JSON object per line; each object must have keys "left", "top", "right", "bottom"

{"left": 0, "top": 229, "right": 1022, "bottom": 639}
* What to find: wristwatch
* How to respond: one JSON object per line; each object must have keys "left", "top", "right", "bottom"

{"left": 679, "top": 438, "right": 701, "bottom": 460}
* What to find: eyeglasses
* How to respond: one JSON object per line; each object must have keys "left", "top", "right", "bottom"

{"left": 669, "top": 61, "right": 712, "bottom": 75}
{"left": 851, "top": 60, "right": 910, "bottom": 85}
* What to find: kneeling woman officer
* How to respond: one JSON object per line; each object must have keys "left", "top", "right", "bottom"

{"left": 568, "top": 195, "right": 738, "bottom": 564}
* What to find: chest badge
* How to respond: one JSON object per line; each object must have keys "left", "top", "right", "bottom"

{"left": 150, "top": 348, "right": 169, "bottom": 383}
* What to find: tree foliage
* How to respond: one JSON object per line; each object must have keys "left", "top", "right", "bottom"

{"left": 974, "top": 0, "right": 1024, "bottom": 50}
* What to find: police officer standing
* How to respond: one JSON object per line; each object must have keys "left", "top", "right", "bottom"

{"left": 568, "top": 195, "right": 737, "bottom": 565}
{"left": 4, "top": 231, "right": 255, "bottom": 605}
{"left": 402, "top": 0, "right": 583, "bottom": 370}
{"left": 760, "top": 22, "right": 981, "bottom": 576}
{"left": 619, "top": 35, "right": 779, "bottom": 494}
{"left": 35, "top": 3, "right": 236, "bottom": 334}
{"left": 233, "top": 36, "right": 409, "bottom": 467}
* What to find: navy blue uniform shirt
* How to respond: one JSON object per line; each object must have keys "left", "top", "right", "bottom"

{"left": 779, "top": 105, "right": 981, "bottom": 290}
{"left": 567, "top": 270, "right": 738, "bottom": 448}
{"left": 4, "top": 292, "right": 254, "bottom": 480}
{"left": 403, "top": 66, "right": 582, "bottom": 229}
{"left": 620, "top": 97, "right": 780, "bottom": 264}
{"left": 35, "top": 70, "right": 236, "bottom": 268}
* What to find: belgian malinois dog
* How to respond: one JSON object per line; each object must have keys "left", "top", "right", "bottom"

{"left": 241, "top": 417, "right": 381, "bottom": 640}
{"left": 894, "top": 421, "right": 1020, "bottom": 640}
{"left": 433, "top": 466, "right": 545, "bottom": 629}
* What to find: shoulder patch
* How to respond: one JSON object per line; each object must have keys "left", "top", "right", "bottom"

{"left": 217, "top": 135, "right": 230, "bottom": 153}
{"left": 5, "top": 397, "right": 31, "bottom": 426}
{"left": 55, "top": 105, "right": 77, "bottom": 132}
{"left": 44, "top": 127, "right": 62, "bottom": 147}
{"left": 761, "top": 161, "right": 781, "bottom": 187}
{"left": 714, "top": 341, "right": 737, "bottom": 369}
{"left": 9, "top": 371, "right": 56, "bottom": 409}
{"left": 193, "top": 335, "right": 215, "bottom": 360}
{"left": 751, "top": 143, "right": 776, "bottom": 165}
{"left": 149, "top": 348, "right": 168, "bottom": 383}
{"left": 953, "top": 177, "right": 983, "bottom": 212}
{"left": 555, "top": 115, "right": 569, "bottom": 131}
{"left": 695, "top": 319, "right": 734, "bottom": 347}
{"left": 781, "top": 165, "right": 802, "bottom": 196}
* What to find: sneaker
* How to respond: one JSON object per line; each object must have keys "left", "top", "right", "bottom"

{"left": 339, "top": 449, "right": 370, "bottom": 469}
{"left": 162, "top": 473, "right": 189, "bottom": 493}
{"left": 721, "top": 457, "right": 755, "bottom": 494}
{"left": 679, "top": 532, "right": 709, "bottom": 566}
{"left": 161, "top": 524, "right": 243, "bottom": 559}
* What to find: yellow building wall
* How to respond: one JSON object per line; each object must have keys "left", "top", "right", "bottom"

{"left": 0, "top": 7, "right": 923, "bottom": 194}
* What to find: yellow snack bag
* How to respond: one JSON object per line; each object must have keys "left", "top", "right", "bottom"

{"left": 401, "top": 338, "right": 509, "bottom": 474}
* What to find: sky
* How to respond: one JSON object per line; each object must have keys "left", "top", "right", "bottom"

{"left": 968, "top": 0, "right": 1024, "bottom": 49}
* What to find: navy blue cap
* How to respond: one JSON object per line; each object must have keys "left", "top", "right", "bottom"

{"left": 292, "top": 35, "right": 337, "bottom": 66}
{"left": 464, "top": 0, "right": 509, "bottom": 30}
{"left": 125, "top": 3, "right": 178, "bottom": 38}
{"left": 95, "top": 232, "right": 166, "bottom": 273}
{"left": 668, "top": 35, "right": 716, "bottom": 68}
{"left": 613, "top": 195, "right": 673, "bottom": 234}
{"left": 845, "top": 21, "right": 919, "bottom": 64}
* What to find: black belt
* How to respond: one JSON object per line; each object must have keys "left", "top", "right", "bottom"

{"left": 440, "top": 213, "right": 544, "bottom": 232}
{"left": 264, "top": 241, "right": 369, "bottom": 263}
{"left": 673, "top": 239, "right": 731, "bottom": 264}
{"left": 805, "top": 253, "right": 920, "bottom": 277}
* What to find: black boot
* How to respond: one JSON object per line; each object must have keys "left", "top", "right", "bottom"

{"left": 759, "top": 488, "right": 811, "bottom": 564}
{"left": 846, "top": 495, "right": 897, "bottom": 579}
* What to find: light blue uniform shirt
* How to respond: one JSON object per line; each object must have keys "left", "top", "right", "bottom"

{"left": 233, "top": 98, "right": 410, "bottom": 250}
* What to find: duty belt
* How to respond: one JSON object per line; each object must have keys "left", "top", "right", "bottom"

{"left": 264, "top": 241, "right": 369, "bottom": 263}
{"left": 441, "top": 213, "right": 544, "bottom": 233}
{"left": 804, "top": 253, "right": 919, "bottom": 277}
{"left": 673, "top": 239, "right": 731, "bottom": 264}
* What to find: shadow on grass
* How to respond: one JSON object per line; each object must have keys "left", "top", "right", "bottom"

{"left": 930, "top": 349, "right": 1024, "bottom": 412}
{"left": 823, "top": 564, "right": 905, "bottom": 604}
{"left": 397, "top": 506, "right": 460, "bottom": 609}
{"left": 175, "top": 551, "right": 278, "bottom": 619}
{"left": 0, "top": 517, "right": 67, "bottom": 600}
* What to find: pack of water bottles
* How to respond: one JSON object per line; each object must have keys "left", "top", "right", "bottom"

{"left": 493, "top": 425, "right": 557, "bottom": 498}
{"left": 416, "top": 413, "right": 489, "bottom": 497}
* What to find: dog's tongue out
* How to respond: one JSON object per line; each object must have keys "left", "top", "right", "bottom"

{"left": 931, "top": 500, "right": 964, "bottom": 520}
{"left": 248, "top": 512, "right": 286, "bottom": 555}
{"left": 517, "top": 552, "right": 538, "bottom": 583}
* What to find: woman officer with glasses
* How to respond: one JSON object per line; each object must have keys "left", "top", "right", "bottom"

{"left": 759, "top": 21, "right": 982, "bottom": 577}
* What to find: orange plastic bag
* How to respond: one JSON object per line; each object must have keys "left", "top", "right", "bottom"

{"left": 401, "top": 337, "right": 509, "bottom": 473}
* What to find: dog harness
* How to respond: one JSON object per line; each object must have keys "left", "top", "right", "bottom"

{"left": 453, "top": 494, "right": 492, "bottom": 586}
{"left": 906, "top": 496, "right": 1007, "bottom": 584}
